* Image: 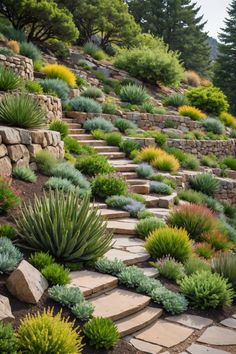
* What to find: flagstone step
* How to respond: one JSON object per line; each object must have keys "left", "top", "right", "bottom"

{"left": 78, "top": 139, "right": 107, "bottom": 146}
{"left": 90, "top": 289, "right": 151, "bottom": 321}
{"left": 62, "top": 118, "right": 74, "bottom": 123}
{"left": 90, "top": 202, "right": 107, "bottom": 209}
{"left": 141, "top": 267, "right": 158, "bottom": 278}
{"left": 70, "top": 134, "right": 94, "bottom": 140}
{"left": 121, "top": 172, "right": 138, "bottom": 179}
{"left": 129, "top": 183, "right": 150, "bottom": 195}
{"left": 127, "top": 179, "right": 148, "bottom": 185}
{"left": 158, "top": 192, "right": 177, "bottom": 208}
{"left": 104, "top": 248, "right": 149, "bottom": 265}
{"left": 99, "top": 209, "right": 130, "bottom": 220}
{"left": 69, "top": 128, "right": 85, "bottom": 134}
{"left": 93, "top": 145, "right": 120, "bottom": 152}
{"left": 147, "top": 208, "right": 170, "bottom": 219}
{"left": 116, "top": 307, "right": 163, "bottom": 337}
{"left": 114, "top": 164, "right": 138, "bottom": 172}
{"left": 98, "top": 152, "right": 126, "bottom": 159}
{"left": 142, "top": 195, "right": 160, "bottom": 207}
{"left": 112, "top": 236, "right": 144, "bottom": 250}
{"left": 69, "top": 270, "right": 118, "bottom": 297}
{"left": 106, "top": 220, "right": 138, "bottom": 235}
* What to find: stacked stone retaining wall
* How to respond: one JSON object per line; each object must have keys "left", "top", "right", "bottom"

{"left": 0, "top": 53, "right": 34, "bottom": 80}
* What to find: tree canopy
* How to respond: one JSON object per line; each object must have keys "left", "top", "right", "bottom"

{"left": 214, "top": 0, "right": 236, "bottom": 114}
{"left": 127, "top": 0, "right": 211, "bottom": 77}
{"left": 0, "top": 0, "right": 79, "bottom": 42}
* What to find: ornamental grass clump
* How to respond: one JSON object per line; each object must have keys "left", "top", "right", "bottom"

{"left": 120, "top": 84, "right": 149, "bottom": 105}
{"left": 135, "top": 217, "right": 165, "bottom": 239}
{"left": 13, "top": 167, "right": 37, "bottom": 183}
{"left": 43, "top": 64, "right": 76, "bottom": 87}
{"left": 29, "top": 252, "right": 55, "bottom": 272}
{"left": 168, "top": 204, "right": 217, "bottom": 241}
{"left": 0, "top": 237, "right": 23, "bottom": 274}
{"left": 17, "top": 308, "right": 84, "bottom": 353}
{"left": 15, "top": 191, "right": 113, "bottom": 263}
{"left": 84, "top": 317, "right": 119, "bottom": 349}
{"left": 0, "top": 224, "right": 16, "bottom": 240}
{"left": 20, "top": 41, "right": 42, "bottom": 63}
{"left": 194, "top": 242, "right": 214, "bottom": 259}
{"left": 219, "top": 111, "right": 236, "bottom": 128}
{"left": 0, "top": 94, "right": 45, "bottom": 128}
{"left": 202, "top": 118, "right": 225, "bottom": 135}
{"left": 180, "top": 271, "right": 234, "bottom": 309}
{"left": 35, "top": 150, "right": 58, "bottom": 176}
{"left": 69, "top": 96, "right": 102, "bottom": 113}
{"left": 120, "top": 139, "right": 140, "bottom": 157}
{"left": 145, "top": 226, "right": 192, "bottom": 262}
{"left": 152, "top": 257, "right": 185, "bottom": 281}
{"left": 152, "top": 154, "right": 180, "bottom": 173}
{"left": 150, "top": 181, "right": 173, "bottom": 195}
{"left": 40, "top": 78, "right": 70, "bottom": 100}
{"left": 75, "top": 155, "right": 114, "bottom": 176}
{"left": 0, "top": 65, "right": 22, "bottom": 91}
{"left": 83, "top": 117, "right": 114, "bottom": 132}
{"left": 82, "top": 86, "right": 103, "bottom": 98}
{"left": 91, "top": 173, "right": 128, "bottom": 199}
{"left": 114, "top": 118, "right": 137, "bottom": 132}
{"left": 136, "top": 163, "right": 154, "bottom": 178}
{"left": 212, "top": 252, "right": 236, "bottom": 289}
{"left": 105, "top": 132, "right": 122, "bottom": 146}
{"left": 49, "top": 120, "right": 69, "bottom": 139}
{"left": 52, "top": 163, "right": 90, "bottom": 190}
{"left": 184, "top": 256, "right": 211, "bottom": 275}
{"left": 178, "top": 105, "right": 206, "bottom": 121}
{"left": 105, "top": 195, "right": 134, "bottom": 209}
{"left": 0, "top": 177, "right": 20, "bottom": 214}
{"left": 189, "top": 173, "right": 220, "bottom": 196}
{"left": 45, "top": 177, "right": 77, "bottom": 194}
{"left": 163, "top": 93, "right": 189, "bottom": 107}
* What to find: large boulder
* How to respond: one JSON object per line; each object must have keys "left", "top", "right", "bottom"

{"left": 6, "top": 260, "right": 48, "bottom": 304}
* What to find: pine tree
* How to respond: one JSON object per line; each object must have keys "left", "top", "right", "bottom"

{"left": 214, "top": 0, "right": 236, "bottom": 114}
{"left": 127, "top": 0, "right": 211, "bottom": 77}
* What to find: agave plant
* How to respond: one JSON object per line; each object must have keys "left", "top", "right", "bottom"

{"left": 15, "top": 190, "right": 113, "bottom": 262}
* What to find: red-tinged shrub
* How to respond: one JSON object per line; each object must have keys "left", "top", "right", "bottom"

{"left": 195, "top": 242, "right": 214, "bottom": 259}
{"left": 0, "top": 177, "right": 20, "bottom": 214}
{"left": 168, "top": 204, "right": 217, "bottom": 241}
{"left": 201, "top": 232, "right": 233, "bottom": 251}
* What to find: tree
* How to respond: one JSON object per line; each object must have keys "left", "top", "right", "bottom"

{"left": 214, "top": 0, "right": 236, "bottom": 114}
{"left": 0, "top": 0, "right": 79, "bottom": 42}
{"left": 57, "top": 0, "right": 140, "bottom": 47}
{"left": 127, "top": 0, "right": 211, "bottom": 77}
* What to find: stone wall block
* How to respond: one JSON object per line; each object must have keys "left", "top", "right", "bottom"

{"left": 0, "top": 127, "right": 21, "bottom": 144}
{"left": 0, "top": 156, "right": 12, "bottom": 176}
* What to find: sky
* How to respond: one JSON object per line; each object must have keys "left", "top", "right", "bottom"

{"left": 196, "top": 0, "right": 231, "bottom": 39}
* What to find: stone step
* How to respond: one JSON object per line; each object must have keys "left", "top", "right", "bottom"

{"left": 158, "top": 192, "right": 177, "bottom": 209}
{"left": 69, "top": 270, "right": 118, "bottom": 298}
{"left": 106, "top": 220, "right": 138, "bottom": 235}
{"left": 69, "top": 134, "right": 94, "bottom": 140}
{"left": 90, "top": 202, "right": 107, "bottom": 209}
{"left": 129, "top": 183, "right": 150, "bottom": 195}
{"left": 142, "top": 195, "right": 160, "bottom": 207}
{"left": 66, "top": 123, "right": 82, "bottom": 128}
{"left": 121, "top": 172, "right": 138, "bottom": 180}
{"left": 94, "top": 145, "right": 120, "bottom": 152}
{"left": 90, "top": 289, "right": 151, "bottom": 321}
{"left": 98, "top": 152, "right": 126, "bottom": 159}
{"left": 104, "top": 248, "right": 149, "bottom": 265}
{"left": 114, "top": 164, "right": 138, "bottom": 172}
{"left": 69, "top": 128, "right": 85, "bottom": 134}
{"left": 78, "top": 140, "right": 107, "bottom": 146}
{"left": 116, "top": 307, "right": 163, "bottom": 337}
{"left": 62, "top": 118, "right": 74, "bottom": 123}
{"left": 147, "top": 208, "right": 170, "bottom": 219}
{"left": 127, "top": 179, "right": 148, "bottom": 185}
{"left": 99, "top": 209, "right": 130, "bottom": 220}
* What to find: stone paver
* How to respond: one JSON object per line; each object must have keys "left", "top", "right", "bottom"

{"left": 220, "top": 317, "right": 236, "bottom": 329}
{"left": 126, "top": 246, "right": 147, "bottom": 254}
{"left": 106, "top": 220, "right": 137, "bottom": 235}
{"left": 141, "top": 267, "right": 158, "bottom": 278}
{"left": 187, "top": 343, "right": 230, "bottom": 354}
{"left": 116, "top": 307, "right": 162, "bottom": 337}
{"left": 99, "top": 209, "right": 130, "bottom": 219}
{"left": 130, "top": 338, "right": 162, "bottom": 354}
{"left": 198, "top": 326, "right": 236, "bottom": 346}
{"left": 142, "top": 195, "right": 160, "bottom": 207}
{"left": 136, "top": 319, "right": 193, "bottom": 348}
{"left": 105, "top": 248, "right": 149, "bottom": 265}
{"left": 90, "top": 289, "right": 150, "bottom": 321}
{"left": 0, "top": 294, "right": 14, "bottom": 320}
{"left": 166, "top": 314, "right": 213, "bottom": 329}
{"left": 113, "top": 237, "right": 144, "bottom": 249}
{"left": 69, "top": 270, "right": 118, "bottom": 296}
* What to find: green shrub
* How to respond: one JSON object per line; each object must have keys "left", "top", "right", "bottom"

{"left": 83, "top": 41, "right": 105, "bottom": 60}
{"left": 16, "top": 191, "right": 112, "bottom": 263}
{"left": 201, "top": 154, "right": 219, "bottom": 168}
{"left": 105, "top": 132, "right": 122, "bottom": 146}
{"left": 153, "top": 256, "right": 185, "bottom": 281}
{"left": 20, "top": 41, "right": 42, "bottom": 63}
{"left": 135, "top": 217, "right": 165, "bottom": 239}
{"left": 184, "top": 256, "right": 211, "bottom": 275}
{"left": 150, "top": 181, "right": 173, "bottom": 195}
{"left": 35, "top": 150, "right": 58, "bottom": 176}
{"left": 114, "top": 118, "right": 137, "bottom": 132}
{"left": 0, "top": 94, "right": 45, "bottom": 128}
{"left": 178, "top": 189, "right": 203, "bottom": 204}
{"left": 123, "top": 200, "right": 145, "bottom": 217}
{"left": 137, "top": 209, "right": 155, "bottom": 219}
{"left": 145, "top": 226, "right": 192, "bottom": 262}
{"left": 120, "top": 84, "right": 148, "bottom": 105}
{"left": 45, "top": 177, "right": 78, "bottom": 193}
{"left": 83, "top": 317, "right": 119, "bottom": 349}
{"left": 150, "top": 175, "right": 176, "bottom": 189}
{"left": 0, "top": 224, "right": 16, "bottom": 239}
{"left": 95, "top": 257, "right": 126, "bottom": 276}
{"left": 151, "top": 287, "right": 188, "bottom": 314}
{"left": 230, "top": 129, "right": 236, "bottom": 138}
{"left": 49, "top": 120, "right": 69, "bottom": 139}
{"left": 180, "top": 271, "right": 234, "bottom": 309}
{"left": 83, "top": 117, "right": 114, "bottom": 132}
{"left": 168, "top": 204, "right": 217, "bottom": 241}
{"left": 115, "top": 46, "right": 184, "bottom": 86}
{"left": 69, "top": 96, "right": 102, "bottom": 113}
{"left": 51, "top": 163, "right": 89, "bottom": 189}
{"left": 136, "top": 163, "right": 154, "bottom": 178}
{"left": 182, "top": 155, "right": 200, "bottom": 170}
{"left": 0, "top": 237, "right": 23, "bottom": 273}
{"left": 222, "top": 156, "right": 236, "bottom": 171}
{"left": 179, "top": 105, "right": 206, "bottom": 121}
{"left": 105, "top": 195, "right": 134, "bottom": 208}
{"left": 0, "top": 47, "right": 15, "bottom": 56}
{"left": 142, "top": 102, "right": 166, "bottom": 114}
{"left": 0, "top": 322, "right": 18, "bottom": 354}
{"left": 195, "top": 242, "right": 214, "bottom": 259}
{"left": 17, "top": 308, "right": 84, "bottom": 354}
{"left": 13, "top": 166, "right": 37, "bottom": 183}
{"left": 48, "top": 285, "right": 84, "bottom": 307}
{"left": 102, "top": 102, "right": 117, "bottom": 114}
{"left": 202, "top": 118, "right": 225, "bottom": 134}
{"left": 0, "top": 177, "right": 20, "bottom": 214}
{"left": 42, "top": 263, "right": 70, "bottom": 285}
{"left": 71, "top": 301, "right": 95, "bottom": 321}
{"left": 163, "top": 94, "right": 189, "bottom": 107}
{"left": 118, "top": 266, "right": 146, "bottom": 288}
{"left": 0, "top": 65, "right": 22, "bottom": 91}
{"left": 48, "top": 39, "right": 70, "bottom": 59}
{"left": 212, "top": 252, "right": 236, "bottom": 289}
{"left": 186, "top": 86, "right": 229, "bottom": 115}
{"left": 24, "top": 80, "right": 43, "bottom": 94}
{"left": 202, "top": 195, "right": 224, "bottom": 213}
{"left": 40, "top": 79, "right": 70, "bottom": 100}
{"left": 76, "top": 155, "right": 114, "bottom": 176}
{"left": 29, "top": 251, "right": 55, "bottom": 271}
{"left": 189, "top": 173, "right": 220, "bottom": 196}
{"left": 144, "top": 131, "right": 167, "bottom": 147}
{"left": 91, "top": 129, "right": 106, "bottom": 140}
{"left": 82, "top": 87, "right": 103, "bottom": 98}
{"left": 92, "top": 174, "right": 127, "bottom": 199}
{"left": 64, "top": 136, "right": 96, "bottom": 156}
{"left": 127, "top": 193, "right": 146, "bottom": 203}
{"left": 120, "top": 139, "right": 140, "bottom": 157}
